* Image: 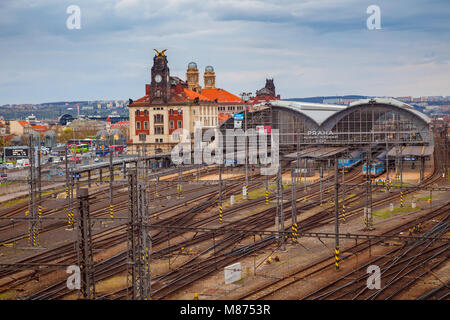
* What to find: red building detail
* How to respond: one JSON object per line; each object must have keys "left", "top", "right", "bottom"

{"left": 168, "top": 109, "right": 183, "bottom": 135}
{"left": 134, "top": 110, "right": 150, "bottom": 135}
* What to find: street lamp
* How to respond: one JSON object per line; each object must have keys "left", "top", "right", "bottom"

{"left": 240, "top": 92, "right": 252, "bottom": 199}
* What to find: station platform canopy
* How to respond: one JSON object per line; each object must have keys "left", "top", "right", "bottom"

{"left": 284, "top": 147, "right": 348, "bottom": 160}
{"left": 386, "top": 146, "right": 434, "bottom": 158}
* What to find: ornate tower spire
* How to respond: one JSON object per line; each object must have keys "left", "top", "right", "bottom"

{"left": 203, "top": 65, "right": 216, "bottom": 89}
{"left": 186, "top": 62, "right": 201, "bottom": 92}
{"left": 150, "top": 49, "right": 171, "bottom": 104}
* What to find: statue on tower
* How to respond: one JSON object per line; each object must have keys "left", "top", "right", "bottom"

{"left": 256, "top": 78, "right": 276, "bottom": 97}
{"left": 153, "top": 49, "right": 167, "bottom": 57}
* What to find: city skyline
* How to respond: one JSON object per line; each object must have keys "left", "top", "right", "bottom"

{"left": 0, "top": 0, "right": 449, "bottom": 105}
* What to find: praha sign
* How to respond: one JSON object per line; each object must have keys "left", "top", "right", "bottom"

{"left": 305, "top": 130, "right": 338, "bottom": 141}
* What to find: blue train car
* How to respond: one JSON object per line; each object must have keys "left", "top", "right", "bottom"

{"left": 338, "top": 151, "right": 362, "bottom": 172}
{"left": 363, "top": 161, "right": 385, "bottom": 178}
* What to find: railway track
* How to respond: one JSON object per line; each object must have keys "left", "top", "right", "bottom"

{"left": 301, "top": 209, "right": 449, "bottom": 300}
{"left": 2, "top": 151, "right": 446, "bottom": 300}
{"left": 231, "top": 147, "right": 446, "bottom": 300}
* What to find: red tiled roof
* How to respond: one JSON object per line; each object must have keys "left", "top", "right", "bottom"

{"left": 31, "top": 125, "right": 48, "bottom": 131}
{"left": 201, "top": 88, "right": 241, "bottom": 102}
{"left": 183, "top": 88, "right": 211, "bottom": 101}
{"left": 134, "top": 95, "right": 150, "bottom": 103}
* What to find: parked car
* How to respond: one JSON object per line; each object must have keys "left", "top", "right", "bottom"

{"left": 2, "top": 162, "right": 15, "bottom": 169}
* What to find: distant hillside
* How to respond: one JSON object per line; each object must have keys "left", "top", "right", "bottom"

{"left": 284, "top": 95, "right": 369, "bottom": 104}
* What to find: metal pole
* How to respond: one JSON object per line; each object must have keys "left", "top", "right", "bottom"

{"left": 244, "top": 100, "right": 248, "bottom": 194}
{"left": 279, "top": 165, "right": 285, "bottom": 251}
{"left": 275, "top": 167, "right": 280, "bottom": 246}
{"left": 368, "top": 146, "right": 373, "bottom": 229}
{"left": 334, "top": 157, "right": 340, "bottom": 270}
{"left": 291, "top": 169, "right": 297, "bottom": 243}
{"left": 319, "top": 165, "right": 323, "bottom": 206}
{"left": 341, "top": 157, "right": 346, "bottom": 223}
{"left": 109, "top": 147, "right": 114, "bottom": 219}
{"left": 28, "top": 135, "right": 38, "bottom": 246}
{"left": 37, "top": 142, "right": 42, "bottom": 204}
{"left": 127, "top": 170, "right": 137, "bottom": 300}
{"left": 77, "top": 188, "right": 95, "bottom": 299}
{"left": 218, "top": 164, "right": 223, "bottom": 223}
{"left": 65, "top": 146, "right": 72, "bottom": 228}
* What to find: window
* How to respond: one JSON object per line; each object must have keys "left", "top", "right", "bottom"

{"left": 144, "top": 110, "right": 148, "bottom": 116}
{"left": 136, "top": 121, "right": 141, "bottom": 130}
{"left": 170, "top": 120, "right": 174, "bottom": 129}
{"left": 136, "top": 110, "right": 140, "bottom": 116}
{"left": 177, "top": 120, "right": 182, "bottom": 128}
{"left": 155, "top": 126, "right": 164, "bottom": 134}
{"left": 144, "top": 121, "right": 148, "bottom": 130}
{"left": 169, "top": 109, "right": 174, "bottom": 115}
{"left": 154, "top": 114, "right": 164, "bottom": 123}
{"left": 178, "top": 108, "right": 182, "bottom": 114}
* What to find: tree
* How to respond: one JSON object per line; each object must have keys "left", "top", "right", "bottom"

{"left": 58, "top": 127, "right": 73, "bottom": 143}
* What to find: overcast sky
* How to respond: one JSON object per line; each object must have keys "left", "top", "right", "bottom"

{"left": 0, "top": 0, "right": 449, "bottom": 105}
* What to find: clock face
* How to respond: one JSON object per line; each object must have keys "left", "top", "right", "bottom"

{"left": 155, "top": 74, "right": 162, "bottom": 83}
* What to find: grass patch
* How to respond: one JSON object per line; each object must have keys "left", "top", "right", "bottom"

{"left": 392, "top": 182, "right": 409, "bottom": 188}
{"left": 0, "top": 197, "right": 28, "bottom": 208}
{"left": 416, "top": 195, "right": 431, "bottom": 201}
{"left": 0, "top": 290, "right": 16, "bottom": 300}
{"left": 373, "top": 205, "right": 418, "bottom": 219}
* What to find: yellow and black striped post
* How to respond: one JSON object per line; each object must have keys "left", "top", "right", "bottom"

{"left": 65, "top": 186, "right": 69, "bottom": 198}
{"left": 193, "top": 293, "right": 199, "bottom": 300}
{"left": 29, "top": 227, "right": 38, "bottom": 247}
{"left": 32, "top": 228, "right": 36, "bottom": 247}
{"left": 67, "top": 208, "right": 71, "bottom": 227}
{"left": 67, "top": 209, "right": 74, "bottom": 228}
{"left": 245, "top": 185, "right": 248, "bottom": 199}
{"left": 335, "top": 246, "right": 340, "bottom": 270}
{"left": 291, "top": 223, "right": 298, "bottom": 243}
{"left": 400, "top": 191, "right": 404, "bottom": 208}
{"left": 109, "top": 204, "right": 114, "bottom": 219}
{"left": 265, "top": 189, "right": 269, "bottom": 205}
{"left": 341, "top": 204, "right": 346, "bottom": 223}
{"left": 38, "top": 205, "right": 42, "bottom": 220}
{"left": 219, "top": 205, "right": 223, "bottom": 224}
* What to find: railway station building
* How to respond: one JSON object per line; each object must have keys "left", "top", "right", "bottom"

{"left": 219, "top": 97, "right": 434, "bottom": 182}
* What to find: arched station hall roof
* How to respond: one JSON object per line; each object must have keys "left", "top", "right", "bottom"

{"left": 266, "top": 98, "right": 431, "bottom": 130}
{"left": 233, "top": 97, "right": 434, "bottom": 146}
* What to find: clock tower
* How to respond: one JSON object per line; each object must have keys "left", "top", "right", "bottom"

{"left": 150, "top": 49, "right": 171, "bottom": 104}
